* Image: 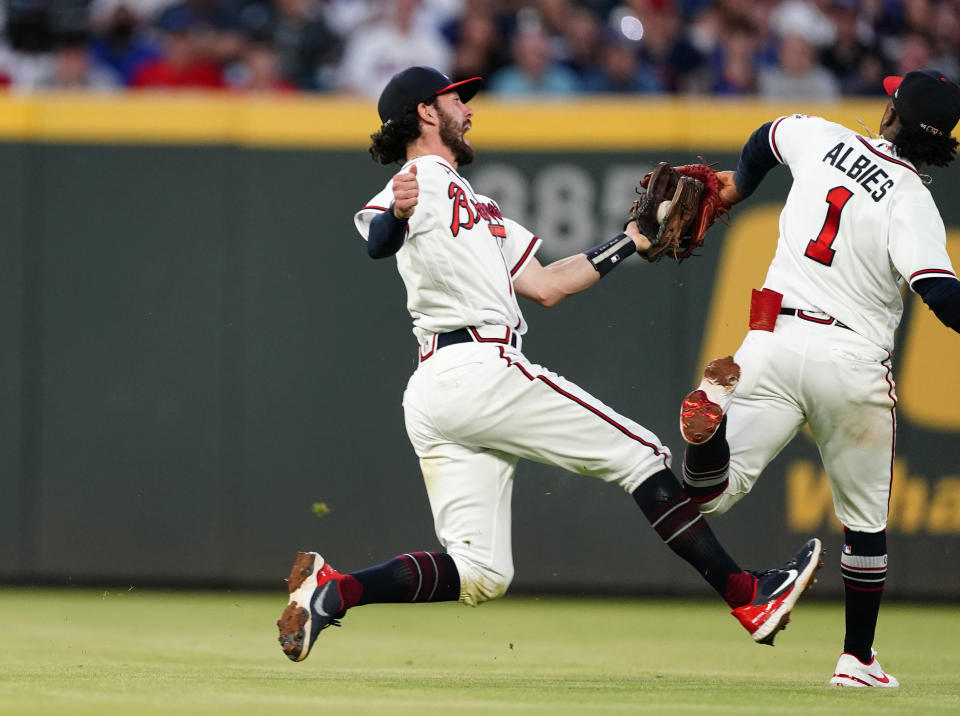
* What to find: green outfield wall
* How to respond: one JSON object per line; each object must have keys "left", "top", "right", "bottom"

{"left": 0, "top": 95, "right": 957, "bottom": 599}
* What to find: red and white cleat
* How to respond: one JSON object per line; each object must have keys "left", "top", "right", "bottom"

{"left": 680, "top": 356, "right": 741, "bottom": 444}
{"left": 830, "top": 650, "right": 899, "bottom": 687}
{"left": 731, "top": 537, "right": 823, "bottom": 645}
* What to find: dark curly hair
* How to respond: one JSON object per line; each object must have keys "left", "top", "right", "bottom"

{"left": 368, "top": 100, "right": 431, "bottom": 165}
{"left": 891, "top": 123, "right": 958, "bottom": 168}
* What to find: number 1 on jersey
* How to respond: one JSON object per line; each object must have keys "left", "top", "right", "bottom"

{"left": 805, "top": 186, "right": 853, "bottom": 266}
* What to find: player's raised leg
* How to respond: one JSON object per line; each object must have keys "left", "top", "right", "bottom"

{"left": 679, "top": 350, "right": 805, "bottom": 513}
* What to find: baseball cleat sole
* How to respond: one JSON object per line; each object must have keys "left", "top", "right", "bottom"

{"left": 277, "top": 551, "right": 322, "bottom": 662}
{"left": 681, "top": 356, "right": 741, "bottom": 444}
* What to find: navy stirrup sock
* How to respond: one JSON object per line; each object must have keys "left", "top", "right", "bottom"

{"left": 343, "top": 551, "right": 461, "bottom": 608}
{"left": 633, "top": 469, "right": 747, "bottom": 605}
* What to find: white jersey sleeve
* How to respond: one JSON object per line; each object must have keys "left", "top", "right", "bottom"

{"left": 888, "top": 195, "right": 957, "bottom": 288}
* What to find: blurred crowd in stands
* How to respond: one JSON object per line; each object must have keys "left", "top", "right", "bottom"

{"left": 0, "top": 0, "right": 958, "bottom": 98}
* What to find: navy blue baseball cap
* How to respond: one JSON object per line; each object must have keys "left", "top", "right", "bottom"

{"left": 883, "top": 69, "right": 960, "bottom": 137}
{"left": 377, "top": 66, "right": 482, "bottom": 124}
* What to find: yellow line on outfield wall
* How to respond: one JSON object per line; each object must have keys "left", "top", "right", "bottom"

{"left": 0, "top": 92, "right": 890, "bottom": 150}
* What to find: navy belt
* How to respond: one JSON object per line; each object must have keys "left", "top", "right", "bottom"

{"left": 437, "top": 327, "right": 518, "bottom": 349}
{"left": 779, "top": 308, "right": 851, "bottom": 330}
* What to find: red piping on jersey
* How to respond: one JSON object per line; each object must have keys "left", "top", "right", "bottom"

{"left": 434, "top": 159, "right": 459, "bottom": 175}
{"left": 909, "top": 268, "right": 956, "bottom": 281}
{"left": 883, "top": 352, "right": 896, "bottom": 515}
{"left": 511, "top": 236, "right": 539, "bottom": 276}
{"left": 769, "top": 116, "right": 788, "bottom": 164}
{"left": 361, "top": 205, "right": 390, "bottom": 211}
{"left": 855, "top": 136, "right": 918, "bottom": 175}
{"left": 496, "top": 347, "right": 670, "bottom": 464}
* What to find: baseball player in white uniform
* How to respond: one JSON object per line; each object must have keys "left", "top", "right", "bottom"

{"left": 679, "top": 69, "right": 960, "bottom": 687}
{"left": 276, "top": 66, "right": 823, "bottom": 664}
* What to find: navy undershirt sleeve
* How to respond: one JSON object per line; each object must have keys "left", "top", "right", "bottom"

{"left": 914, "top": 276, "right": 960, "bottom": 332}
{"left": 733, "top": 121, "right": 779, "bottom": 200}
{"left": 367, "top": 205, "right": 408, "bottom": 259}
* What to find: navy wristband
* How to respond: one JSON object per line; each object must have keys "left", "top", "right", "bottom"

{"left": 585, "top": 233, "right": 637, "bottom": 276}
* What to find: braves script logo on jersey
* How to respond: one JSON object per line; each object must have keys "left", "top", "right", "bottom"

{"left": 448, "top": 182, "right": 507, "bottom": 239}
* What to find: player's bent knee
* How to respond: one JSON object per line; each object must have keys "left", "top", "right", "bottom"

{"left": 695, "top": 491, "right": 738, "bottom": 516}
{"left": 696, "top": 471, "right": 753, "bottom": 515}
{"left": 449, "top": 555, "right": 513, "bottom": 607}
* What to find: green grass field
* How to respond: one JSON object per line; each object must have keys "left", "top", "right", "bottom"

{"left": 0, "top": 588, "right": 957, "bottom": 715}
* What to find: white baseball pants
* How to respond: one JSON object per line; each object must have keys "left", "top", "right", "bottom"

{"left": 402, "top": 339, "right": 671, "bottom": 606}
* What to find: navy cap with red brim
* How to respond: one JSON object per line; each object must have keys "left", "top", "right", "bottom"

{"left": 883, "top": 69, "right": 960, "bottom": 136}
{"left": 378, "top": 67, "right": 483, "bottom": 124}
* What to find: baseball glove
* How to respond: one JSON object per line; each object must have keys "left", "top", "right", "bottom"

{"left": 628, "top": 162, "right": 731, "bottom": 262}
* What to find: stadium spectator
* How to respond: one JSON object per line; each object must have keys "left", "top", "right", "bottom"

{"left": 559, "top": 4, "right": 603, "bottom": 84}
{"left": 902, "top": 0, "right": 936, "bottom": 36}
{"left": 709, "top": 15, "right": 759, "bottom": 95}
{"left": 769, "top": 0, "right": 836, "bottom": 49}
{"left": 582, "top": 29, "right": 663, "bottom": 93}
{"left": 630, "top": 1, "right": 705, "bottom": 92}
{"left": 225, "top": 30, "right": 297, "bottom": 92}
{"left": 820, "top": 0, "right": 892, "bottom": 96}
{"left": 930, "top": 1, "right": 960, "bottom": 80}
{"left": 758, "top": 31, "right": 840, "bottom": 100}
{"left": 233, "top": 0, "right": 343, "bottom": 91}
{"left": 88, "top": 0, "right": 163, "bottom": 86}
{"left": 894, "top": 31, "right": 933, "bottom": 75}
{"left": 338, "top": 0, "right": 452, "bottom": 99}
{"left": 487, "top": 21, "right": 581, "bottom": 96}
{"left": 443, "top": 1, "right": 511, "bottom": 83}
{"left": 156, "top": 0, "right": 245, "bottom": 65}
{"left": 0, "top": 2, "right": 57, "bottom": 90}
{"left": 130, "top": 4, "right": 225, "bottom": 88}
{"left": 531, "top": 0, "right": 580, "bottom": 64}
{"left": 40, "top": 31, "right": 120, "bottom": 89}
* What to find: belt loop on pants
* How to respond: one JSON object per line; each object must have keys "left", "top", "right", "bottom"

{"left": 779, "top": 308, "right": 851, "bottom": 330}
{"left": 419, "top": 326, "right": 519, "bottom": 362}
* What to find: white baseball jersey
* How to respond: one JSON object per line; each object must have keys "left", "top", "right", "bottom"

{"left": 354, "top": 155, "right": 540, "bottom": 345}
{"left": 763, "top": 114, "right": 957, "bottom": 351}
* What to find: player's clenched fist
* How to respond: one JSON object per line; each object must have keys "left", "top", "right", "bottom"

{"left": 392, "top": 164, "right": 419, "bottom": 219}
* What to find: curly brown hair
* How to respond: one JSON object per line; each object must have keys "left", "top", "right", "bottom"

{"left": 368, "top": 100, "right": 431, "bottom": 165}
